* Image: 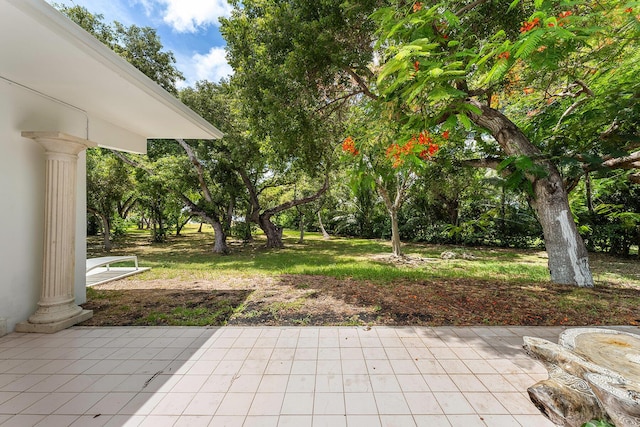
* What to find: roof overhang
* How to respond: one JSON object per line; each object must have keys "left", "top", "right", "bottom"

{"left": 0, "top": 0, "right": 223, "bottom": 153}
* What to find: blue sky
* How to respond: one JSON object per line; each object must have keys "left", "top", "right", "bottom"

{"left": 49, "top": 0, "right": 234, "bottom": 88}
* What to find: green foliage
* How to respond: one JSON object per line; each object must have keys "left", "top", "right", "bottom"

{"left": 55, "top": 4, "right": 183, "bottom": 93}
{"left": 582, "top": 420, "right": 615, "bottom": 427}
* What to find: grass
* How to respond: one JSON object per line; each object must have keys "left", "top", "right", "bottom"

{"left": 90, "top": 225, "right": 562, "bottom": 283}
{"left": 83, "top": 224, "right": 640, "bottom": 327}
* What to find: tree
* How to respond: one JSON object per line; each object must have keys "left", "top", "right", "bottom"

{"left": 86, "top": 148, "right": 134, "bottom": 251}
{"left": 56, "top": 4, "right": 183, "bottom": 93}
{"left": 370, "top": 1, "right": 640, "bottom": 286}
{"left": 221, "top": 0, "right": 381, "bottom": 248}
{"left": 341, "top": 111, "right": 443, "bottom": 256}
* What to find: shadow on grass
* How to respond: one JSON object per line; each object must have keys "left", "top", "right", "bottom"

{"left": 81, "top": 289, "right": 252, "bottom": 327}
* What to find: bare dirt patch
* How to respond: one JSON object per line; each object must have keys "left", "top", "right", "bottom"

{"left": 81, "top": 273, "right": 640, "bottom": 327}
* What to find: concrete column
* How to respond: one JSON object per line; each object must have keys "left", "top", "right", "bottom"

{"left": 16, "top": 131, "right": 96, "bottom": 333}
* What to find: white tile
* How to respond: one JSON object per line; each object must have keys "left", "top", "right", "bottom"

{"left": 340, "top": 348, "right": 364, "bottom": 360}
{"left": 243, "top": 415, "right": 278, "bottom": 426}
{"left": 446, "top": 414, "right": 486, "bottom": 427}
{"left": 278, "top": 415, "right": 312, "bottom": 426}
{"left": 512, "top": 414, "right": 557, "bottom": 426}
{"left": 214, "top": 392, "right": 254, "bottom": 416}
{"left": 390, "top": 360, "right": 420, "bottom": 375}
{"left": 379, "top": 415, "right": 416, "bottom": 426}
{"left": 290, "top": 360, "right": 316, "bottom": 375}
{"left": 138, "top": 415, "right": 179, "bottom": 427}
{"left": 286, "top": 375, "right": 315, "bottom": 393}
{"left": 265, "top": 360, "right": 292, "bottom": 375}
{"left": 149, "top": 392, "right": 195, "bottom": 415}
{"left": 182, "top": 392, "right": 224, "bottom": 415}
{"left": 476, "top": 375, "right": 518, "bottom": 392}
{"left": 258, "top": 375, "right": 289, "bottom": 393}
{"left": 345, "top": 415, "right": 382, "bottom": 427}
{"left": 492, "top": 392, "right": 540, "bottom": 415}
{"left": 227, "top": 374, "right": 262, "bottom": 393}
{"left": 344, "top": 393, "right": 377, "bottom": 414}
{"left": 370, "top": 375, "right": 401, "bottom": 393}
{"left": 404, "top": 392, "right": 443, "bottom": 415}
{"left": 54, "top": 392, "right": 106, "bottom": 415}
{"left": 280, "top": 392, "right": 313, "bottom": 414}
{"left": 362, "top": 348, "right": 387, "bottom": 359}
{"left": 1, "top": 414, "right": 46, "bottom": 426}
{"left": 316, "top": 360, "right": 341, "bottom": 375}
{"left": 317, "top": 347, "right": 341, "bottom": 360}
{"left": 172, "top": 415, "right": 212, "bottom": 426}
{"left": 479, "top": 414, "right": 520, "bottom": 426}
{"left": 414, "top": 415, "right": 451, "bottom": 426}
{"left": 117, "top": 392, "right": 164, "bottom": 415}
{"left": 396, "top": 375, "right": 429, "bottom": 392}
{"left": 422, "top": 375, "right": 457, "bottom": 392}
{"left": 438, "top": 360, "right": 471, "bottom": 375}
{"left": 342, "top": 360, "right": 368, "bottom": 374}
{"left": 313, "top": 414, "right": 347, "bottom": 426}
{"left": 21, "top": 392, "right": 76, "bottom": 415}
{"left": 248, "top": 393, "right": 284, "bottom": 415}
{"left": 34, "top": 414, "right": 80, "bottom": 427}
{"left": 343, "top": 375, "right": 372, "bottom": 393}
{"left": 313, "top": 392, "right": 345, "bottom": 415}
{"left": 200, "top": 375, "right": 233, "bottom": 393}
{"left": 374, "top": 393, "right": 411, "bottom": 414}
{"left": 433, "top": 392, "right": 475, "bottom": 415}
{"left": 315, "top": 374, "right": 344, "bottom": 393}
{"left": 366, "top": 360, "right": 394, "bottom": 375}
{"left": 88, "top": 393, "right": 137, "bottom": 415}
{"left": 463, "top": 392, "right": 508, "bottom": 414}
{"left": 449, "top": 375, "right": 488, "bottom": 392}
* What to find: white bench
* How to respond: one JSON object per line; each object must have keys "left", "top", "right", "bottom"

{"left": 86, "top": 256, "right": 139, "bottom": 273}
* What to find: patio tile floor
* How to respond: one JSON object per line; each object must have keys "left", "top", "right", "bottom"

{"left": 1, "top": 325, "right": 635, "bottom": 426}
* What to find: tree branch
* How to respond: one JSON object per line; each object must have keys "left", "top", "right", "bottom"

{"left": 346, "top": 68, "right": 378, "bottom": 100}
{"left": 458, "top": 157, "right": 502, "bottom": 170}
{"left": 176, "top": 138, "right": 215, "bottom": 203}
{"left": 262, "top": 175, "right": 330, "bottom": 218}
{"left": 456, "top": 0, "right": 491, "bottom": 16}
{"left": 602, "top": 150, "right": 640, "bottom": 170}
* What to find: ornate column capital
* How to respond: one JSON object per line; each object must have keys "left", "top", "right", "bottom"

{"left": 21, "top": 131, "right": 97, "bottom": 155}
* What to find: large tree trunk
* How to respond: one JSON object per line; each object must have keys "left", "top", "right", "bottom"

{"left": 211, "top": 221, "right": 229, "bottom": 254}
{"left": 238, "top": 168, "right": 329, "bottom": 249}
{"left": 259, "top": 214, "right": 284, "bottom": 248}
{"left": 467, "top": 100, "right": 594, "bottom": 287}
{"left": 89, "top": 208, "right": 112, "bottom": 252}
{"left": 101, "top": 214, "right": 112, "bottom": 252}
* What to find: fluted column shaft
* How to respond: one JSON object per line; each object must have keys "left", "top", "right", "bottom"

{"left": 16, "top": 132, "right": 96, "bottom": 333}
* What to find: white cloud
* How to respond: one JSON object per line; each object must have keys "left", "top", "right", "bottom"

{"left": 177, "top": 46, "right": 233, "bottom": 87}
{"left": 157, "top": 0, "right": 232, "bottom": 33}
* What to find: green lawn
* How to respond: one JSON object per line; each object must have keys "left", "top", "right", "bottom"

{"left": 83, "top": 224, "right": 640, "bottom": 327}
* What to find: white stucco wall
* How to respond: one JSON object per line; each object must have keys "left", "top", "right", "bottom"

{"left": 0, "top": 79, "right": 89, "bottom": 333}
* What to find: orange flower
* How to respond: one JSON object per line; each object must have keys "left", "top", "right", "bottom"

{"left": 625, "top": 7, "right": 633, "bottom": 13}
{"left": 413, "top": 61, "right": 420, "bottom": 72}
{"left": 520, "top": 17, "right": 540, "bottom": 33}
{"left": 442, "top": 130, "right": 450, "bottom": 140}
{"left": 342, "top": 136, "right": 359, "bottom": 156}
{"left": 558, "top": 11, "right": 572, "bottom": 18}
{"left": 413, "top": 2, "right": 422, "bottom": 12}
{"left": 523, "top": 87, "right": 535, "bottom": 95}
{"left": 497, "top": 51, "right": 510, "bottom": 60}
